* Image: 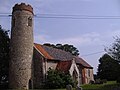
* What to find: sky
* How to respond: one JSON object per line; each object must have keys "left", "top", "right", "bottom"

{"left": 0, "top": 0, "right": 120, "bottom": 74}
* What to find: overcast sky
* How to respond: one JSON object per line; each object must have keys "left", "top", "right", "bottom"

{"left": 0, "top": 0, "right": 120, "bottom": 74}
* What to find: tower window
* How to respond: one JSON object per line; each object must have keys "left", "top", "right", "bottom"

{"left": 12, "top": 17, "right": 15, "bottom": 27}
{"left": 28, "top": 17, "right": 32, "bottom": 26}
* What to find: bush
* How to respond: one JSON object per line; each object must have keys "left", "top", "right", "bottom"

{"left": 117, "top": 77, "right": 120, "bottom": 83}
{"left": 94, "top": 79, "right": 107, "bottom": 84}
{"left": 95, "top": 79, "right": 103, "bottom": 84}
{"left": 44, "top": 68, "right": 74, "bottom": 89}
{"left": 102, "top": 79, "right": 107, "bottom": 83}
{"left": 89, "top": 80, "right": 95, "bottom": 84}
{"left": 0, "top": 81, "right": 8, "bottom": 89}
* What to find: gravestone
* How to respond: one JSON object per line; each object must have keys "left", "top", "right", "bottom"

{"left": 76, "top": 86, "right": 83, "bottom": 90}
{"left": 66, "top": 84, "right": 72, "bottom": 90}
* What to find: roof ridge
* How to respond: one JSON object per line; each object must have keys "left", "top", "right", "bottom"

{"left": 42, "top": 44, "right": 73, "bottom": 55}
{"left": 42, "top": 44, "right": 74, "bottom": 60}
{"left": 75, "top": 56, "right": 93, "bottom": 68}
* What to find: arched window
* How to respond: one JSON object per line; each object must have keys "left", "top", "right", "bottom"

{"left": 12, "top": 17, "right": 15, "bottom": 27}
{"left": 28, "top": 17, "right": 32, "bottom": 26}
{"left": 88, "top": 69, "right": 90, "bottom": 77}
{"left": 29, "top": 79, "right": 32, "bottom": 89}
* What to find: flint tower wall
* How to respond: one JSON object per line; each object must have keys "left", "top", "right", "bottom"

{"left": 9, "top": 3, "right": 34, "bottom": 89}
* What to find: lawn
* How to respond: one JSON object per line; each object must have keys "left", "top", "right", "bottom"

{"left": 28, "top": 81, "right": 120, "bottom": 90}
{"left": 81, "top": 81, "right": 120, "bottom": 90}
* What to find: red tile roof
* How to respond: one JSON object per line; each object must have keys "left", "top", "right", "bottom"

{"left": 34, "top": 43, "right": 53, "bottom": 59}
{"left": 75, "top": 56, "right": 93, "bottom": 69}
{"left": 34, "top": 43, "right": 73, "bottom": 60}
{"left": 56, "top": 60, "right": 72, "bottom": 73}
{"left": 42, "top": 45, "right": 73, "bottom": 60}
{"left": 34, "top": 43, "right": 93, "bottom": 69}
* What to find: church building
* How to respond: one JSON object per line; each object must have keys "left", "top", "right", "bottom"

{"left": 9, "top": 3, "right": 94, "bottom": 89}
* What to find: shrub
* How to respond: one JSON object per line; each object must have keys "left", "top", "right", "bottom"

{"left": 95, "top": 79, "right": 103, "bottom": 84}
{"left": 102, "top": 79, "right": 107, "bottom": 83}
{"left": 117, "top": 77, "right": 120, "bottom": 83}
{"left": 94, "top": 79, "right": 108, "bottom": 84}
{"left": 45, "top": 68, "right": 74, "bottom": 89}
{"left": 89, "top": 80, "right": 95, "bottom": 84}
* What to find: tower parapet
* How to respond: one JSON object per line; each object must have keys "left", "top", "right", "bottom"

{"left": 13, "top": 3, "right": 33, "bottom": 14}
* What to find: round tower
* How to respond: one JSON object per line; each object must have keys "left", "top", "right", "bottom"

{"left": 9, "top": 3, "right": 34, "bottom": 89}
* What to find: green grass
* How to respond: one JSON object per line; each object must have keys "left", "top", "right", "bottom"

{"left": 30, "top": 89, "right": 75, "bottom": 90}
{"left": 32, "top": 89, "right": 66, "bottom": 90}
{"left": 81, "top": 81, "right": 120, "bottom": 90}
{"left": 28, "top": 81, "right": 119, "bottom": 90}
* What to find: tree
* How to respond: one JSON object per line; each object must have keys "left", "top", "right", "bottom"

{"left": 45, "top": 68, "right": 74, "bottom": 89}
{"left": 0, "top": 25, "right": 10, "bottom": 88}
{"left": 44, "top": 43, "right": 79, "bottom": 56}
{"left": 97, "top": 54, "right": 120, "bottom": 81}
{"left": 105, "top": 36, "right": 120, "bottom": 61}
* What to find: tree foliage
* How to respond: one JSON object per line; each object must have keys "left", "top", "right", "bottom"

{"left": 105, "top": 36, "right": 120, "bottom": 61}
{"left": 97, "top": 54, "right": 120, "bottom": 81}
{"left": 0, "top": 25, "right": 10, "bottom": 88}
{"left": 44, "top": 43, "right": 79, "bottom": 56}
{"left": 45, "top": 68, "right": 74, "bottom": 89}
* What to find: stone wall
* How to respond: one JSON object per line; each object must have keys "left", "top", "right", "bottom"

{"left": 83, "top": 68, "right": 94, "bottom": 84}
{"left": 33, "top": 48, "right": 45, "bottom": 89}
{"left": 47, "top": 60, "right": 58, "bottom": 70}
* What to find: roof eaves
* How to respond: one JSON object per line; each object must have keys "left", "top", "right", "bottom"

{"left": 34, "top": 43, "right": 54, "bottom": 59}
{"left": 33, "top": 45, "right": 45, "bottom": 58}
